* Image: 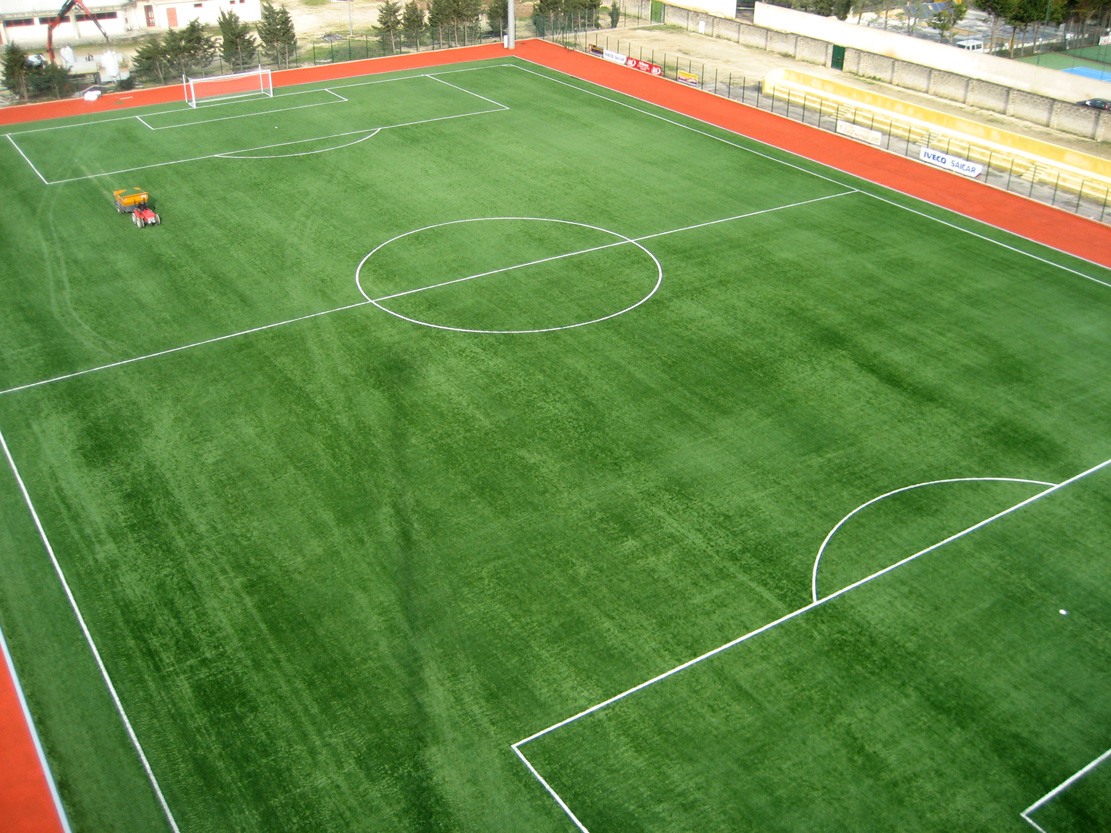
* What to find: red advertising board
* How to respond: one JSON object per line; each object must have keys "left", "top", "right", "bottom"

{"left": 625, "top": 57, "right": 662, "bottom": 76}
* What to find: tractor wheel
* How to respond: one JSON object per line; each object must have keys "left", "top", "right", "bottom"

{"left": 134, "top": 214, "right": 143, "bottom": 228}
{"left": 116, "top": 204, "right": 123, "bottom": 213}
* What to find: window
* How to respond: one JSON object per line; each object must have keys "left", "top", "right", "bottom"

{"left": 3, "top": 17, "right": 36, "bottom": 26}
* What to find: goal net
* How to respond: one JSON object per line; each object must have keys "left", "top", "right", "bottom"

{"left": 184, "top": 67, "right": 273, "bottom": 108}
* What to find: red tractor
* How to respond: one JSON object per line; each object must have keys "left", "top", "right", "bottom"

{"left": 113, "top": 188, "right": 161, "bottom": 228}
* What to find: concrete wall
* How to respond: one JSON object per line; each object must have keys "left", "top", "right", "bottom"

{"left": 754, "top": 1, "right": 1111, "bottom": 102}
{"left": 669, "top": 0, "right": 736, "bottom": 19}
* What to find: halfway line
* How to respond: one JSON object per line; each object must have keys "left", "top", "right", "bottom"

{"left": 0, "top": 300, "right": 372, "bottom": 397}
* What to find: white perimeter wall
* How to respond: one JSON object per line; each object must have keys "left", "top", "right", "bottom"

{"left": 753, "top": 1, "right": 1111, "bottom": 101}
{"left": 670, "top": 0, "right": 737, "bottom": 18}
{"left": 151, "top": 0, "right": 261, "bottom": 30}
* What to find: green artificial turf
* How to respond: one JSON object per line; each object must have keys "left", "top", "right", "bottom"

{"left": 1, "top": 59, "right": 1109, "bottom": 832}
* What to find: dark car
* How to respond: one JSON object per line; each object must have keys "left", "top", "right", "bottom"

{"left": 1076, "top": 98, "right": 1111, "bottom": 110}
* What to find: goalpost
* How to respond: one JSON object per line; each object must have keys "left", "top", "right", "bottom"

{"left": 184, "top": 66, "right": 273, "bottom": 108}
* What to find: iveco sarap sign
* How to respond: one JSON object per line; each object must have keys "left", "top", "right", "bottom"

{"left": 919, "top": 148, "right": 983, "bottom": 178}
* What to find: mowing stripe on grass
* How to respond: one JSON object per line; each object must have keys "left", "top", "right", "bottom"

{"left": 3, "top": 192, "right": 853, "bottom": 394}
{"left": 514, "top": 453, "right": 1111, "bottom": 832}
{"left": 0, "top": 428, "right": 181, "bottom": 833}
{"left": 0, "top": 300, "right": 373, "bottom": 397}
{"left": 513, "top": 61, "right": 1111, "bottom": 283}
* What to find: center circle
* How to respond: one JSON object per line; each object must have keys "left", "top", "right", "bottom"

{"left": 354, "top": 217, "right": 663, "bottom": 334}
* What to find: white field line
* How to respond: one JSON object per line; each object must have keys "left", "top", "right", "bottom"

{"left": 3, "top": 73, "right": 457, "bottom": 137}
{"left": 8, "top": 72, "right": 509, "bottom": 184}
{"left": 216, "top": 129, "right": 381, "bottom": 160}
{"left": 0, "top": 621, "right": 73, "bottom": 833}
{"left": 1022, "top": 745, "right": 1111, "bottom": 830}
{"left": 136, "top": 116, "right": 154, "bottom": 131}
{"left": 511, "top": 63, "right": 859, "bottom": 194}
{"left": 859, "top": 191, "right": 1111, "bottom": 290}
{"left": 40, "top": 107, "right": 507, "bottom": 185}
{"left": 0, "top": 427, "right": 181, "bottom": 833}
{"left": 4, "top": 133, "right": 48, "bottom": 184}
{"left": 810, "top": 477, "right": 1057, "bottom": 603}
{"left": 512, "top": 745, "right": 591, "bottom": 833}
{"left": 0, "top": 300, "right": 372, "bottom": 397}
{"left": 369, "top": 193, "right": 852, "bottom": 305}
{"left": 427, "top": 73, "right": 510, "bottom": 111}
{"left": 511, "top": 62, "right": 1111, "bottom": 282}
{"left": 3, "top": 193, "right": 850, "bottom": 395}
{"left": 513, "top": 454, "right": 1111, "bottom": 831}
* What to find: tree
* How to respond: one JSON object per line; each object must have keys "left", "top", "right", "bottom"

{"left": 2, "top": 43, "right": 29, "bottom": 101}
{"left": 378, "top": 0, "right": 403, "bottom": 53}
{"left": 218, "top": 8, "right": 258, "bottom": 72}
{"left": 1002, "top": 0, "right": 1042, "bottom": 55}
{"left": 971, "top": 0, "right": 1004, "bottom": 51}
{"left": 609, "top": 2, "right": 621, "bottom": 27}
{"left": 132, "top": 35, "right": 170, "bottom": 85}
{"left": 533, "top": 0, "right": 562, "bottom": 35}
{"left": 258, "top": 1, "right": 297, "bottom": 68}
{"left": 402, "top": 0, "right": 428, "bottom": 49}
{"left": 487, "top": 0, "right": 509, "bottom": 35}
{"left": 25, "top": 62, "right": 76, "bottom": 100}
{"left": 162, "top": 20, "right": 219, "bottom": 78}
{"left": 927, "top": 1, "right": 967, "bottom": 40}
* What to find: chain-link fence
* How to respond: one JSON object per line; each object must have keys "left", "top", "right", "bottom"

{"left": 548, "top": 29, "right": 1111, "bottom": 225}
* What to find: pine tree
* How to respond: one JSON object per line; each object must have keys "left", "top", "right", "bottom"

{"left": 487, "top": 0, "right": 508, "bottom": 35}
{"left": 2, "top": 43, "right": 29, "bottom": 101}
{"left": 258, "top": 1, "right": 298, "bottom": 69}
{"left": 163, "top": 20, "right": 218, "bottom": 78}
{"left": 218, "top": 8, "right": 259, "bottom": 72}
{"left": 132, "top": 35, "right": 169, "bottom": 85}
{"left": 402, "top": 0, "right": 428, "bottom": 50}
{"left": 378, "top": 0, "right": 403, "bottom": 53}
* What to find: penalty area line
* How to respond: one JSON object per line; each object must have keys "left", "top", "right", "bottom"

{"left": 1022, "top": 745, "right": 1111, "bottom": 831}
{"left": 513, "top": 454, "right": 1111, "bottom": 832}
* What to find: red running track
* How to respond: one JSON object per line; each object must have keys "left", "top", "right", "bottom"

{"left": 1, "top": 38, "right": 1109, "bottom": 833}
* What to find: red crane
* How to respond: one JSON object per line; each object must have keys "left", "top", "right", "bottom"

{"left": 45, "top": 0, "right": 110, "bottom": 63}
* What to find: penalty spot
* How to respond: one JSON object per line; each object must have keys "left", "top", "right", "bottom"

{"left": 1060, "top": 609, "right": 1068, "bottom": 615}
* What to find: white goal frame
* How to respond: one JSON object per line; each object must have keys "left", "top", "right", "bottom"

{"left": 184, "top": 67, "right": 273, "bottom": 108}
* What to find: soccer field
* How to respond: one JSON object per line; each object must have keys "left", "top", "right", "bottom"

{"left": 1, "top": 51, "right": 1110, "bottom": 833}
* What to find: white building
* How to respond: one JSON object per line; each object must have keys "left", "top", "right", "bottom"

{"left": 0, "top": 0, "right": 262, "bottom": 48}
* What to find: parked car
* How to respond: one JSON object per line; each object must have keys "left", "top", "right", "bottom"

{"left": 1076, "top": 98, "right": 1111, "bottom": 110}
{"left": 25, "top": 53, "right": 46, "bottom": 68}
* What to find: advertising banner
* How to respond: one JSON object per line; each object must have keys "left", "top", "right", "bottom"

{"left": 919, "top": 147, "right": 983, "bottom": 178}
{"left": 588, "top": 44, "right": 604, "bottom": 57}
{"left": 603, "top": 48, "right": 628, "bottom": 65}
{"left": 625, "top": 57, "right": 663, "bottom": 76}
{"left": 835, "top": 120, "right": 882, "bottom": 146}
{"left": 677, "top": 70, "right": 699, "bottom": 87}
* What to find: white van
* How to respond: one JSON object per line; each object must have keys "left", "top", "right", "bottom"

{"left": 956, "top": 39, "right": 986, "bottom": 52}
